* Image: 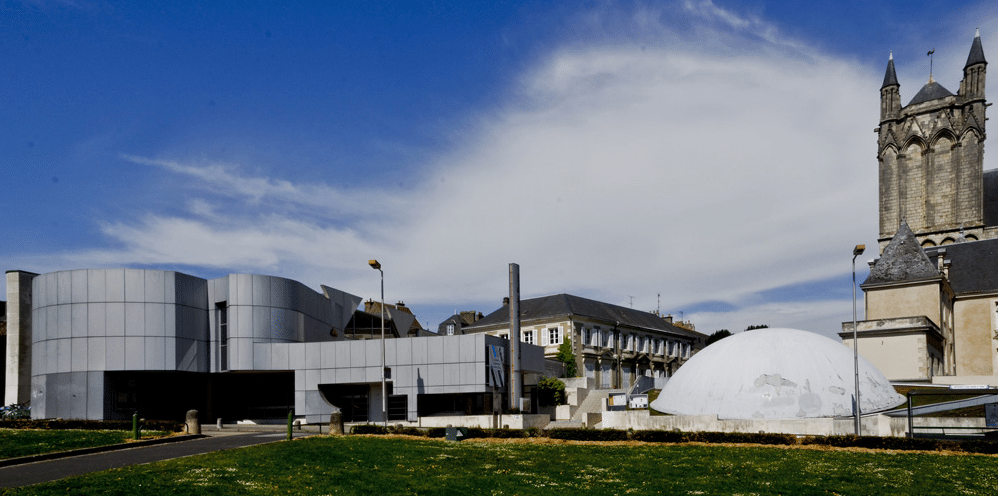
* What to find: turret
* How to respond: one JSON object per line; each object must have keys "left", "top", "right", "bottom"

{"left": 960, "top": 28, "right": 987, "bottom": 101}
{"left": 880, "top": 52, "right": 901, "bottom": 122}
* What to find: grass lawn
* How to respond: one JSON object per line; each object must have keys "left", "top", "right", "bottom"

{"left": 0, "top": 429, "right": 170, "bottom": 460}
{"left": 3, "top": 435, "right": 998, "bottom": 495}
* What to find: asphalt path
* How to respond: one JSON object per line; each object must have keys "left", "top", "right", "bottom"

{"left": 0, "top": 431, "right": 315, "bottom": 488}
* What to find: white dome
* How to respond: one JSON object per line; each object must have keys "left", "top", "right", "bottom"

{"left": 651, "top": 328, "right": 904, "bottom": 419}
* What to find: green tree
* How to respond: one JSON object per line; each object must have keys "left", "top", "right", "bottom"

{"left": 745, "top": 324, "right": 769, "bottom": 331}
{"left": 556, "top": 337, "right": 578, "bottom": 377}
{"left": 705, "top": 329, "right": 732, "bottom": 346}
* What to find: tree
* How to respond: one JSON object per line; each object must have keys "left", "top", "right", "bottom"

{"left": 705, "top": 329, "right": 732, "bottom": 346}
{"left": 745, "top": 324, "right": 769, "bottom": 331}
{"left": 556, "top": 336, "right": 578, "bottom": 377}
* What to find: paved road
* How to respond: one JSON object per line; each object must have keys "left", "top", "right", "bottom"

{"left": 0, "top": 431, "right": 315, "bottom": 488}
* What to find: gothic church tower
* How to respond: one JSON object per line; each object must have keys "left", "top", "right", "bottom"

{"left": 877, "top": 31, "right": 988, "bottom": 251}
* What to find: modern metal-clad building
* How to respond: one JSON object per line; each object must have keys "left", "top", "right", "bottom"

{"left": 6, "top": 269, "right": 544, "bottom": 423}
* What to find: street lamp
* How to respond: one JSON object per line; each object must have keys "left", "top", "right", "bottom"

{"left": 369, "top": 259, "right": 387, "bottom": 426}
{"left": 852, "top": 244, "right": 865, "bottom": 436}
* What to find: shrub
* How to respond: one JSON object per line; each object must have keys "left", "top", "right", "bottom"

{"left": 548, "top": 428, "right": 628, "bottom": 442}
{"left": 536, "top": 377, "right": 567, "bottom": 407}
{"left": 631, "top": 430, "right": 686, "bottom": 443}
{"left": 486, "top": 428, "right": 529, "bottom": 439}
{"left": 350, "top": 424, "right": 389, "bottom": 435}
{"left": 0, "top": 418, "right": 184, "bottom": 432}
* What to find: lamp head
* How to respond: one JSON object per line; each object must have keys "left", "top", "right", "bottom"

{"left": 853, "top": 245, "right": 865, "bottom": 257}
{"left": 368, "top": 259, "right": 381, "bottom": 270}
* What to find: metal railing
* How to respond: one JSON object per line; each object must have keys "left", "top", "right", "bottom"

{"left": 905, "top": 387, "right": 998, "bottom": 439}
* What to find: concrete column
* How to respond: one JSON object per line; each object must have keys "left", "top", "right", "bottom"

{"left": 5, "top": 271, "right": 37, "bottom": 406}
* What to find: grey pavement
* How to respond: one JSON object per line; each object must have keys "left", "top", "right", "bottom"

{"left": 0, "top": 430, "right": 317, "bottom": 488}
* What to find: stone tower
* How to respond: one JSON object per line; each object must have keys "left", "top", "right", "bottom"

{"left": 877, "top": 31, "right": 988, "bottom": 251}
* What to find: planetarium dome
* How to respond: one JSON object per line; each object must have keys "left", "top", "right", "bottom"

{"left": 650, "top": 328, "right": 904, "bottom": 419}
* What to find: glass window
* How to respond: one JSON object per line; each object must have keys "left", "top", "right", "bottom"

{"left": 548, "top": 327, "right": 561, "bottom": 345}
{"left": 523, "top": 330, "right": 534, "bottom": 345}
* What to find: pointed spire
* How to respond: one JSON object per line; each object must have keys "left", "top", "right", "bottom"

{"left": 965, "top": 28, "right": 987, "bottom": 68}
{"left": 882, "top": 51, "right": 899, "bottom": 88}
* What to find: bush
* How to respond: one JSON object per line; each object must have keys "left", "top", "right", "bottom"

{"left": 631, "top": 430, "right": 686, "bottom": 443}
{"left": 350, "top": 424, "right": 389, "bottom": 435}
{"left": 536, "top": 377, "right": 567, "bottom": 407}
{"left": 548, "top": 428, "right": 628, "bottom": 442}
{"left": 0, "top": 418, "right": 184, "bottom": 432}
{"left": 686, "top": 431, "right": 796, "bottom": 446}
{"left": 486, "top": 428, "right": 529, "bottom": 439}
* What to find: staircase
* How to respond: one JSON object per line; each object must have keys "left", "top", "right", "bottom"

{"left": 543, "top": 376, "right": 627, "bottom": 429}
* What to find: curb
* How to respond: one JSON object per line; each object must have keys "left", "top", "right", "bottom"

{"left": 0, "top": 434, "right": 207, "bottom": 467}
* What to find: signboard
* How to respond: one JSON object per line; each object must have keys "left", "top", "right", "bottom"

{"left": 487, "top": 344, "right": 505, "bottom": 389}
{"left": 629, "top": 394, "right": 649, "bottom": 409}
{"left": 986, "top": 403, "right": 998, "bottom": 428}
{"left": 608, "top": 393, "right": 627, "bottom": 411}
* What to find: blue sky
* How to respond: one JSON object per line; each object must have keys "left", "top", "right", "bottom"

{"left": 3, "top": 0, "right": 996, "bottom": 338}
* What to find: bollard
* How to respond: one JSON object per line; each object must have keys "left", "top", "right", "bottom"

{"left": 329, "top": 411, "right": 344, "bottom": 436}
{"left": 132, "top": 412, "right": 140, "bottom": 440}
{"left": 217, "top": 418, "right": 223, "bottom": 430}
{"left": 287, "top": 411, "right": 293, "bottom": 441}
{"left": 185, "top": 410, "right": 201, "bottom": 435}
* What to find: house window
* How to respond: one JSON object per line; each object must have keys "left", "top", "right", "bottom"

{"left": 548, "top": 327, "right": 561, "bottom": 345}
{"left": 584, "top": 328, "right": 591, "bottom": 346}
{"left": 523, "top": 330, "right": 535, "bottom": 345}
{"left": 446, "top": 324, "right": 455, "bottom": 335}
{"left": 593, "top": 327, "right": 601, "bottom": 346}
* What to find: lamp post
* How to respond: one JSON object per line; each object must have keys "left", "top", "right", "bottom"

{"left": 852, "top": 244, "right": 865, "bottom": 436}
{"left": 369, "top": 259, "right": 387, "bottom": 426}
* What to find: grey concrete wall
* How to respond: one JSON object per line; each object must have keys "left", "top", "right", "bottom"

{"left": 208, "top": 274, "right": 360, "bottom": 373}
{"left": 273, "top": 334, "right": 499, "bottom": 423}
{"left": 5, "top": 271, "right": 36, "bottom": 405}
{"left": 29, "top": 269, "right": 209, "bottom": 419}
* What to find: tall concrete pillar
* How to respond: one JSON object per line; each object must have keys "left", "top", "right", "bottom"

{"left": 5, "top": 270, "right": 37, "bottom": 406}
{"left": 508, "top": 263, "right": 521, "bottom": 411}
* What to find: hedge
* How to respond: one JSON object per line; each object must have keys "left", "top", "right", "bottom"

{"left": 0, "top": 419, "right": 184, "bottom": 432}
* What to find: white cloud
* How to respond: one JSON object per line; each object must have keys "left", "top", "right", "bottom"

{"left": 52, "top": 3, "right": 888, "bottom": 334}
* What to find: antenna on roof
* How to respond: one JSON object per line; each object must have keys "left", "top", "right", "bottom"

{"left": 657, "top": 293, "right": 661, "bottom": 315}
{"left": 927, "top": 48, "right": 935, "bottom": 81}
{"left": 627, "top": 295, "right": 634, "bottom": 308}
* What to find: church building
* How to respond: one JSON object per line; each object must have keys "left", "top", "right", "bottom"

{"left": 842, "top": 31, "right": 997, "bottom": 385}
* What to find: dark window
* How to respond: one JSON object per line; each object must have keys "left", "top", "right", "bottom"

{"left": 217, "top": 302, "right": 228, "bottom": 371}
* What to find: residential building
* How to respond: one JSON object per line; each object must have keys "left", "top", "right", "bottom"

{"left": 462, "top": 293, "right": 706, "bottom": 389}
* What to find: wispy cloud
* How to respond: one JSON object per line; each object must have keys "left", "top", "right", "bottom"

{"left": 51, "top": 3, "right": 888, "bottom": 337}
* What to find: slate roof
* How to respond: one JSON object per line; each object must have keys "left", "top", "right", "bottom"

{"left": 907, "top": 79, "right": 954, "bottom": 106}
{"left": 882, "top": 55, "right": 899, "bottom": 88}
{"left": 965, "top": 31, "right": 987, "bottom": 68}
{"left": 864, "top": 222, "right": 940, "bottom": 285}
{"left": 926, "top": 238, "right": 998, "bottom": 295}
{"left": 464, "top": 293, "right": 703, "bottom": 339}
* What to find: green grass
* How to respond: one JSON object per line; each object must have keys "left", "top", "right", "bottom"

{"left": 3, "top": 436, "right": 998, "bottom": 495}
{"left": 0, "top": 429, "right": 170, "bottom": 459}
